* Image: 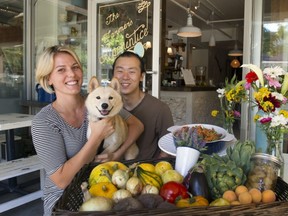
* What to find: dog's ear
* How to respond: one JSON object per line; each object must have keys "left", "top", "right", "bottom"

{"left": 88, "top": 76, "right": 100, "bottom": 93}
{"left": 110, "top": 78, "right": 121, "bottom": 93}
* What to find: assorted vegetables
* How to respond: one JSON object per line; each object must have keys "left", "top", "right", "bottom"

{"left": 78, "top": 139, "right": 278, "bottom": 213}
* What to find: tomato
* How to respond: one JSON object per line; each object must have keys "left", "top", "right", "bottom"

{"left": 159, "top": 181, "right": 189, "bottom": 203}
{"left": 176, "top": 196, "right": 209, "bottom": 208}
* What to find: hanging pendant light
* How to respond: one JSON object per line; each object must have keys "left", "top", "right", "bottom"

{"left": 209, "top": 11, "right": 215, "bottom": 47}
{"left": 167, "top": 47, "right": 173, "bottom": 55}
{"left": 228, "top": 25, "right": 242, "bottom": 56}
{"left": 230, "top": 58, "right": 241, "bottom": 68}
{"left": 177, "top": 13, "right": 202, "bottom": 38}
{"left": 228, "top": 45, "right": 243, "bottom": 56}
{"left": 209, "top": 33, "right": 216, "bottom": 46}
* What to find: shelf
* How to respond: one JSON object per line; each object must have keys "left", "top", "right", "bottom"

{"left": 172, "top": 43, "right": 186, "bottom": 52}
{"left": 65, "top": 5, "right": 87, "bottom": 16}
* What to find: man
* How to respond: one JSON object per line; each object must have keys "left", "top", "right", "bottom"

{"left": 113, "top": 51, "right": 174, "bottom": 159}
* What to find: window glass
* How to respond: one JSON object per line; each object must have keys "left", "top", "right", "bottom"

{"left": 96, "top": 0, "right": 153, "bottom": 82}
{"left": 0, "top": 1, "right": 24, "bottom": 113}
{"left": 262, "top": 0, "right": 288, "bottom": 70}
{"left": 34, "top": 0, "right": 88, "bottom": 94}
{"left": 262, "top": 0, "right": 288, "bottom": 154}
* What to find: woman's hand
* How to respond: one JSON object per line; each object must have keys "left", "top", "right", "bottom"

{"left": 94, "top": 152, "right": 118, "bottom": 162}
{"left": 90, "top": 117, "right": 115, "bottom": 141}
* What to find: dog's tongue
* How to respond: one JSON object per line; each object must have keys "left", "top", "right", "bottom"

{"left": 100, "top": 110, "right": 109, "bottom": 116}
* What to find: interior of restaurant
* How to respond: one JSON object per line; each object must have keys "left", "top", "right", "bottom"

{"left": 0, "top": 0, "right": 288, "bottom": 214}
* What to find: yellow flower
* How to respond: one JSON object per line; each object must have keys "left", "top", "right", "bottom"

{"left": 211, "top": 110, "right": 219, "bottom": 117}
{"left": 279, "top": 110, "right": 288, "bottom": 118}
{"left": 254, "top": 87, "right": 270, "bottom": 102}
{"left": 261, "top": 101, "right": 274, "bottom": 112}
{"left": 225, "top": 90, "right": 234, "bottom": 102}
{"left": 254, "top": 114, "right": 261, "bottom": 122}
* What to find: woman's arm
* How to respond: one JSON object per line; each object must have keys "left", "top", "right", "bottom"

{"left": 95, "top": 114, "right": 144, "bottom": 162}
{"left": 33, "top": 115, "right": 114, "bottom": 189}
{"left": 50, "top": 118, "right": 115, "bottom": 189}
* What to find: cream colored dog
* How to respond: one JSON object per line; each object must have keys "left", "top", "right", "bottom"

{"left": 85, "top": 76, "right": 139, "bottom": 160}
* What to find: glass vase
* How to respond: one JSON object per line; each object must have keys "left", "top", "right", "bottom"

{"left": 266, "top": 136, "right": 284, "bottom": 178}
{"left": 223, "top": 120, "right": 234, "bottom": 135}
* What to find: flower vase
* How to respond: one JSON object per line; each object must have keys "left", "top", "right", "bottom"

{"left": 255, "top": 122, "right": 268, "bottom": 153}
{"left": 255, "top": 110, "right": 268, "bottom": 153}
{"left": 223, "top": 120, "right": 234, "bottom": 135}
{"left": 175, "top": 147, "right": 200, "bottom": 177}
{"left": 266, "top": 137, "right": 284, "bottom": 177}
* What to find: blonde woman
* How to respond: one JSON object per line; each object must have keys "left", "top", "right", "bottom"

{"left": 32, "top": 46, "right": 143, "bottom": 215}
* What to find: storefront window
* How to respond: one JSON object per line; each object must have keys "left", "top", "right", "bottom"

{"left": 0, "top": 1, "right": 24, "bottom": 113}
{"left": 96, "top": 0, "right": 153, "bottom": 82}
{"left": 262, "top": 0, "right": 288, "bottom": 70}
{"left": 34, "top": 0, "right": 88, "bottom": 94}
{"left": 258, "top": 0, "right": 288, "bottom": 154}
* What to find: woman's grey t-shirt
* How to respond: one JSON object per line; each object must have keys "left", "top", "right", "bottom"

{"left": 31, "top": 103, "right": 130, "bottom": 215}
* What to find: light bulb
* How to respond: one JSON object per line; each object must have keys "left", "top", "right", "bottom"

{"left": 230, "top": 58, "right": 240, "bottom": 68}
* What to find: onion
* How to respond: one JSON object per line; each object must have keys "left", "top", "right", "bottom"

{"left": 112, "top": 169, "right": 130, "bottom": 189}
{"left": 112, "top": 189, "right": 132, "bottom": 203}
{"left": 141, "top": 184, "right": 159, "bottom": 194}
{"left": 126, "top": 176, "right": 143, "bottom": 195}
{"left": 79, "top": 196, "right": 113, "bottom": 211}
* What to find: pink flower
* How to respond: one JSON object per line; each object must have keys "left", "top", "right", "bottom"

{"left": 260, "top": 117, "right": 272, "bottom": 124}
{"left": 244, "top": 82, "right": 251, "bottom": 90}
{"left": 264, "top": 74, "right": 281, "bottom": 88}
{"left": 234, "top": 111, "right": 241, "bottom": 118}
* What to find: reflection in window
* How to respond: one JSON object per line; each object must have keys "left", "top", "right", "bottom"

{"left": 262, "top": 0, "right": 288, "bottom": 153}
{"left": 0, "top": 1, "right": 23, "bottom": 102}
{"left": 34, "top": 0, "right": 87, "bottom": 92}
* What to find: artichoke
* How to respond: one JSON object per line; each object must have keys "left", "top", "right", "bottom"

{"left": 225, "top": 140, "right": 255, "bottom": 175}
{"left": 201, "top": 154, "right": 246, "bottom": 199}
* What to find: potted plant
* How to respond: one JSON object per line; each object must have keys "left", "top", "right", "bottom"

{"left": 172, "top": 126, "right": 207, "bottom": 177}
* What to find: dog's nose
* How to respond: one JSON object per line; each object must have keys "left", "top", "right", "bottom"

{"left": 101, "top": 103, "right": 108, "bottom": 109}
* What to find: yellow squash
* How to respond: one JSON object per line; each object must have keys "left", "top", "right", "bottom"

{"left": 89, "top": 161, "right": 128, "bottom": 186}
{"left": 105, "top": 161, "right": 128, "bottom": 171}
{"left": 138, "top": 163, "right": 156, "bottom": 173}
{"left": 136, "top": 166, "right": 163, "bottom": 190}
{"left": 89, "top": 182, "right": 117, "bottom": 199}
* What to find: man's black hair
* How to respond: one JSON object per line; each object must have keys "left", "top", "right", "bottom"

{"left": 112, "top": 51, "right": 146, "bottom": 73}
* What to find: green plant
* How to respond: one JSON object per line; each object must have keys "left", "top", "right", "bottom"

{"left": 211, "top": 75, "right": 247, "bottom": 134}
{"left": 172, "top": 126, "right": 207, "bottom": 151}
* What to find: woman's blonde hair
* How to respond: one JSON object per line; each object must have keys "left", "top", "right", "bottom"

{"left": 35, "top": 45, "right": 82, "bottom": 93}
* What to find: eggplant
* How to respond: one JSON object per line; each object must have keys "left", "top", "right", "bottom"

{"left": 183, "top": 164, "right": 211, "bottom": 202}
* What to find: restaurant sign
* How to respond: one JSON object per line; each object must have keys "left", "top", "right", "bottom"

{"left": 98, "top": 0, "right": 152, "bottom": 66}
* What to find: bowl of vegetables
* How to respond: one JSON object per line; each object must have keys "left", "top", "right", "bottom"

{"left": 171, "top": 124, "right": 228, "bottom": 155}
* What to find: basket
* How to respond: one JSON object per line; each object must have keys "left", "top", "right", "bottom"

{"left": 53, "top": 158, "right": 288, "bottom": 216}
